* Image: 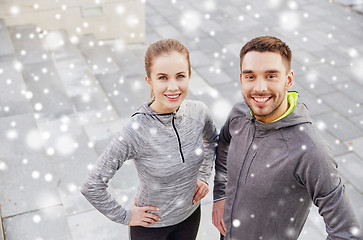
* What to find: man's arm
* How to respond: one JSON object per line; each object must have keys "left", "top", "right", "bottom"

{"left": 213, "top": 115, "right": 232, "bottom": 235}
{"left": 295, "top": 132, "right": 362, "bottom": 239}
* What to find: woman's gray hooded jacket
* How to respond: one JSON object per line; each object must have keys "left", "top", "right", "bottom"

{"left": 81, "top": 99, "right": 217, "bottom": 227}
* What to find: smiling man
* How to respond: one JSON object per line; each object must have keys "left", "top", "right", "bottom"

{"left": 212, "top": 36, "right": 362, "bottom": 240}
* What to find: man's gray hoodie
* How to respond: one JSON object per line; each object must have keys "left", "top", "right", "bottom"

{"left": 81, "top": 99, "right": 217, "bottom": 227}
{"left": 214, "top": 95, "right": 362, "bottom": 239}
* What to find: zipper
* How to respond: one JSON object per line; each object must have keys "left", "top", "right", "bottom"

{"left": 229, "top": 121, "right": 256, "bottom": 238}
{"left": 244, "top": 151, "right": 257, "bottom": 183}
{"left": 172, "top": 114, "right": 185, "bottom": 163}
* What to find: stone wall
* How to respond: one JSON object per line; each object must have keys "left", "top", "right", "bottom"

{"left": 0, "top": 0, "right": 145, "bottom": 42}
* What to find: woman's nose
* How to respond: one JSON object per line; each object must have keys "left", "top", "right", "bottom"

{"left": 167, "top": 79, "right": 179, "bottom": 91}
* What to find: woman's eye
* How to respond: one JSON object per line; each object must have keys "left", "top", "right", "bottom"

{"left": 159, "top": 76, "right": 167, "bottom": 80}
{"left": 177, "top": 74, "right": 185, "bottom": 79}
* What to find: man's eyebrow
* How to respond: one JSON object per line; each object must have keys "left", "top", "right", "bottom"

{"left": 242, "top": 70, "right": 253, "bottom": 74}
{"left": 265, "top": 69, "right": 280, "bottom": 73}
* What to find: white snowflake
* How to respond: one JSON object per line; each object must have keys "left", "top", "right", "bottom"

{"left": 232, "top": 219, "right": 241, "bottom": 227}
{"left": 32, "top": 214, "right": 42, "bottom": 223}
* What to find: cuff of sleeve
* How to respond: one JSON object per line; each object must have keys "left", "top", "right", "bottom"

{"left": 198, "top": 178, "right": 209, "bottom": 185}
{"left": 213, "top": 197, "right": 226, "bottom": 202}
{"left": 123, "top": 210, "right": 131, "bottom": 225}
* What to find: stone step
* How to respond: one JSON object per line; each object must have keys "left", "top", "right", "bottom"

{"left": 7, "top": 24, "right": 50, "bottom": 65}
{"left": 0, "top": 19, "right": 14, "bottom": 57}
{"left": 44, "top": 29, "right": 119, "bottom": 125}
{"left": 0, "top": 56, "right": 34, "bottom": 118}
{"left": 77, "top": 34, "right": 120, "bottom": 75}
{"left": 7, "top": 25, "right": 75, "bottom": 121}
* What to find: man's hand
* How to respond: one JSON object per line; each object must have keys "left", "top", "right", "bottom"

{"left": 212, "top": 199, "right": 226, "bottom": 236}
{"left": 193, "top": 180, "right": 209, "bottom": 204}
{"left": 128, "top": 198, "right": 160, "bottom": 226}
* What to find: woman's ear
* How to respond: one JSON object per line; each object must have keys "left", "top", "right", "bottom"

{"left": 145, "top": 75, "right": 151, "bottom": 86}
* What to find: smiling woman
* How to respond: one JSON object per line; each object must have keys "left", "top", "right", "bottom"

{"left": 81, "top": 38, "right": 218, "bottom": 240}
{"left": 145, "top": 51, "right": 190, "bottom": 114}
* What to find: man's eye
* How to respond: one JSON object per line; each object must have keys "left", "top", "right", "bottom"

{"left": 245, "top": 75, "right": 254, "bottom": 80}
{"left": 267, "top": 75, "right": 277, "bottom": 79}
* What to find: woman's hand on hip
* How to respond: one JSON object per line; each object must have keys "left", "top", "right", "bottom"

{"left": 193, "top": 180, "right": 209, "bottom": 204}
{"left": 128, "top": 198, "right": 160, "bottom": 226}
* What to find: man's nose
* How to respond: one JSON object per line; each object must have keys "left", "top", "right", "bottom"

{"left": 254, "top": 77, "right": 267, "bottom": 92}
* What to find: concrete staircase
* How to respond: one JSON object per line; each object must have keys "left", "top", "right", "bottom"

{"left": 0, "top": 18, "right": 146, "bottom": 239}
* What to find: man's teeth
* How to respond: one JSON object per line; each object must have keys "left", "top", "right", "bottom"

{"left": 254, "top": 97, "right": 269, "bottom": 103}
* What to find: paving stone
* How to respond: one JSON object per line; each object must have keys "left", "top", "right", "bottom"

{"left": 321, "top": 91, "right": 363, "bottom": 116}
{"left": 96, "top": 71, "right": 149, "bottom": 118}
{"left": 0, "top": 19, "right": 14, "bottom": 56}
{"left": 309, "top": 64, "right": 351, "bottom": 84}
{"left": 299, "top": 205, "right": 327, "bottom": 239}
{"left": 298, "top": 90, "right": 333, "bottom": 116}
{"left": 0, "top": 57, "right": 33, "bottom": 118}
{"left": 21, "top": 61, "right": 75, "bottom": 121}
{"left": 349, "top": 113, "right": 363, "bottom": 130}
{"left": 344, "top": 136, "right": 363, "bottom": 160}
{"left": 190, "top": 50, "right": 213, "bottom": 68}
{"left": 334, "top": 81, "right": 363, "bottom": 103}
{"left": 147, "top": 14, "right": 171, "bottom": 28}
{"left": 353, "top": 4, "right": 363, "bottom": 13}
{"left": 67, "top": 209, "right": 129, "bottom": 240}
{"left": 8, "top": 25, "right": 50, "bottom": 65}
{"left": 313, "top": 111, "right": 363, "bottom": 141}
{"left": 78, "top": 34, "right": 120, "bottom": 75}
{"left": 334, "top": 0, "right": 363, "bottom": 6}
{"left": 107, "top": 44, "right": 146, "bottom": 77}
{"left": 82, "top": 118, "right": 128, "bottom": 155}
{"left": 314, "top": 49, "right": 352, "bottom": 69}
{"left": 195, "top": 65, "right": 233, "bottom": 86}
{"left": 294, "top": 71, "right": 336, "bottom": 96}
{"left": 335, "top": 153, "right": 363, "bottom": 192}
{"left": 153, "top": 24, "right": 184, "bottom": 39}
{"left": 318, "top": 129, "right": 351, "bottom": 157}
{"left": 293, "top": 49, "right": 324, "bottom": 67}
{"left": 0, "top": 114, "right": 61, "bottom": 218}
{"left": 3, "top": 206, "right": 72, "bottom": 240}
{"left": 197, "top": 203, "right": 221, "bottom": 240}
{"left": 36, "top": 116, "right": 100, "bottom": 215}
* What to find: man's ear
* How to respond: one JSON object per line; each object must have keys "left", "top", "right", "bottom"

{"left": 286, "top": 70, "right": 294, "bottom": 90}
{"left": 239, "top": 72, "right": 243, "bottom": 85}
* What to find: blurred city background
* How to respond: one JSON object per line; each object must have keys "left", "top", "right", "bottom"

{"left": 0, "top": 0, "right": 363, "bottom": 239}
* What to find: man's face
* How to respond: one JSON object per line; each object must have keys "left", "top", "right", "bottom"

{"left": 240, "top": 51, "right": 294, "bottom": 123}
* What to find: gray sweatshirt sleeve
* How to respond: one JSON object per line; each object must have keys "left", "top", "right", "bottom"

{"left": 295, "top": 130, "right": 362, "bottom": 239}
{"left": 81, "top": 125, "right": 139, "bottom": 225}
{"left": 198, "top": 104, "right": 218, "bottom": 183}
{"left": 213, "top": 112, "right": 232, "bottom": 202}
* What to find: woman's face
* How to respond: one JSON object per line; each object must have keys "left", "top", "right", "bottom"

{"left": 146, "top": 51, "right": 190, "bottom": 113}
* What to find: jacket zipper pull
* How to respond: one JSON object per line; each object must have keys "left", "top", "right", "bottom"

{"left": 172, "top": 114, "right": 185, "bottom": 163}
